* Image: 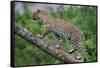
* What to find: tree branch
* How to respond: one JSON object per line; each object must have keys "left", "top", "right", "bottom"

{"left": 15, "top": 24, "right": 83, "bottom": 63}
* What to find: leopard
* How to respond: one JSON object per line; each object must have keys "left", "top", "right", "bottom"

{"left": 32, "top": 9, "right": 86, "bottom": 60}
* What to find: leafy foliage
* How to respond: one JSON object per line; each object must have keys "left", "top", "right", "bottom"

{"left": 15, "top": 4, "right": 97, "bottom": 66}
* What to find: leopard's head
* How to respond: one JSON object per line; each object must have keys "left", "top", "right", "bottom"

{"left": 32, "top": 9, "right": 48, "bottom": 21}
{"left": 32, "top": 9, "right": 41, "bottom": 21}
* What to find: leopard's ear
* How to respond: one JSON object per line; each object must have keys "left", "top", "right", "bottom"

{"left": 37, "top": 9, "right": 40, "bottom": 13}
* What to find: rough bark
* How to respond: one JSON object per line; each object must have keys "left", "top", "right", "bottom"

{"left": 15, "top": 24, "right": 83, "bottom": 63}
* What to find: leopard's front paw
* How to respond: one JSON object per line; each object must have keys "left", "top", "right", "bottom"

{"left": 68, "top": 48, "right": 75, "bottom": 53}
{"left": 76, "top": 55, "right": 81, "bottom": 60}
{"left": 37, "top": 34, "right": 42, "bottom": 39}
{"left": 55, "top": 44, "right": 60, "bottom": 49}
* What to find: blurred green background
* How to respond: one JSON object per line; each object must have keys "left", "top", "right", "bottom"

{"left": 15, "top": 3, "right": 97, "bottom": 66}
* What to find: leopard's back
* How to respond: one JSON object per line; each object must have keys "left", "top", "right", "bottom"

{"left": 45, "top": 19, "right": 85, "bottom": 49}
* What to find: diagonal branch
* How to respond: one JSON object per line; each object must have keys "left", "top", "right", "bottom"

{"left": 15, "top": 24, "right": 83, "bottom": 63}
